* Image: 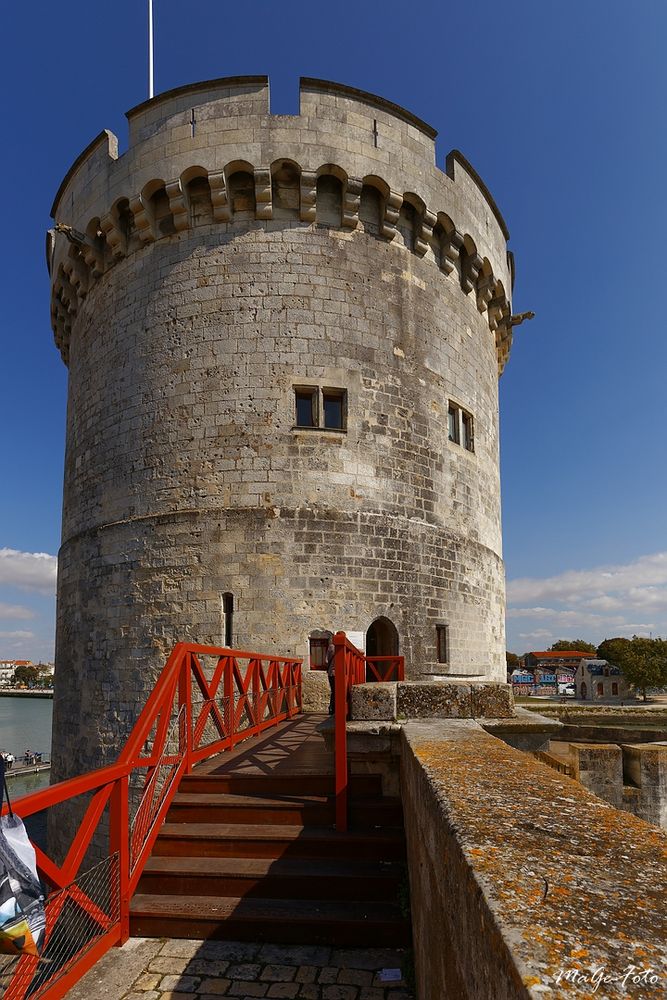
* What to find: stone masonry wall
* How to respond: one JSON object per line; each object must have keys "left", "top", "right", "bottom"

{"left": 401, "top": 721, "right": 667, "bottom": 999}
{"left": 49, "top": 77, "right": 513, "bottom": 780}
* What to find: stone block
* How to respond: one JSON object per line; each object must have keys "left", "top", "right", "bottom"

{"left": 572, "top": 743, "right": 623, "bottom": 809}
{"left": 396, "top": 681, "right": 472, "bottom": 719}
{"left": 350, "top": 683, "right": 397, "bottom": 721}
{"left": 470, "top": 682, "right": 514, "bottom": 719}
{"left": 302, "top": 669, "right": 330, "bottom": 713}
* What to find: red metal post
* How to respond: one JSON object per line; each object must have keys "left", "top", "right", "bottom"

{"left": 179, "top": 651, "right": 193, "bottom": 774}
{"left": 224, "top": 653, "right": 234, "bottom": 744}
{"left": 253, "top": 656, "right": 261, "bottom": 727}
{"left": 110, "top": 774, "right": 130, "bottom": 944}
{"left": 334, "top": 631, "right": 349, "bottom": 832}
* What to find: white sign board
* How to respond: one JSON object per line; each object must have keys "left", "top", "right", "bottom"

{"left": 344, "top": 630, "right": 365, "bottom": 652}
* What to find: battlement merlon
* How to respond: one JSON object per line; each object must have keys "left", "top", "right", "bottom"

{"left": 50, "top": 76, "right": 512, "bottom": 284}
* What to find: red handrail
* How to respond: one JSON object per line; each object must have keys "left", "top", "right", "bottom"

{"left": 1, "top": 642, "right": 302, "bottom": 1000}
{"left": 333, "top": 633, "right": 404, "bottom": 832}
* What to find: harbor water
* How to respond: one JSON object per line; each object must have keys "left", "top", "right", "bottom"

{"left": 0, "top": 695, "right": 53, "bottom": 799}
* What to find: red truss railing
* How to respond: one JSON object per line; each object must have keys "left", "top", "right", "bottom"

{"left": 332, "top": 632, "right": 405, "bottom": 832}
{"left": 0, "top": 643, "right": 302, "bottom": 1000}
{"left": 364, "top": 655, "right": 404, "bottom": 682}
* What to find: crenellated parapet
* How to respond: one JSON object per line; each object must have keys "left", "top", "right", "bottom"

{"left": 49, "top": 77, "right": 516, "bottom": 373}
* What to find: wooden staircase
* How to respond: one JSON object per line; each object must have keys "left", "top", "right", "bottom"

{"left": 129, "top": 718, "right": 411, "bottom": 947}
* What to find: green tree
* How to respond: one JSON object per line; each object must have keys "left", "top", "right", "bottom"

{"left": 549, "top": 639, "right": 597, "bottom": 654}
{"left": 597, "top": 636, "right": 667, "bottom": 702}
{"left": 506, "top": 652, "right": 520, "bottom": 669}
{"left": 13, "top": 665, "right": 41, "bottom": 686}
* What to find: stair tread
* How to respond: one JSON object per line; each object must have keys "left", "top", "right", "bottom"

{"left": 158, "top": 822, "right": 404, "bottom": 842}
{"left": 130, "top": 893, "right": 406, "bottom": 922}
{"left": 172, "top": 792, "right": 332, "bottom": 807}
{"left": 171, "top": 792, "right": 400, "bottom": 808}
{"left": 142, "top": 855, "right": 403, "bottom": 878}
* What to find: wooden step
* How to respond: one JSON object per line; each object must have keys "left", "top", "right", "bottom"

{"left": 166, "top": 792, "right": 403, "bottom": 828}
{"left": 137, "top": 855, "right": 404, "bottom": 900}
{"left": 129, "top": 893, "right": 411, "bottom": 947}
{"left": 180, "top": 772, "right": 383, "bottom": 797}
{"left": 152, "top": 822, "right": 406, "bottom": 861}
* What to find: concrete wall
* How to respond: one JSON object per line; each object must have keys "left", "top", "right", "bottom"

{"left": 400, "top": 721, "right": 667, "bottom": 999}
{"left": 49, "top": 77, "right": 514, "bottom": 781}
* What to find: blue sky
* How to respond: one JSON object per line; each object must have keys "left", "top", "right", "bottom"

{"left": 1, "top": 0, "right": 665, "bottom": 661}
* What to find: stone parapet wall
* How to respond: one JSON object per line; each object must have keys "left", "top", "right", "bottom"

{"left": 350, "top": 679, "right": 514, "bottom": 721}
{"left": 400, "top": 721, "right": 667, "bottom": 999}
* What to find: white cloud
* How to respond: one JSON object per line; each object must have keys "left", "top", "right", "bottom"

{"left": 0, "top": 549, "right": 57, "bottom": 594}
{"left": 507, "top": 552, "right": 667, "bottom": 604}
{"left": 506, "top": 551, "right": 667, "bottom": 652}
{"left": 0, "top": 630, "right": 35, "bottom": 641}
{"left": 0, "top": 603, "right": 35, "bottom": 620}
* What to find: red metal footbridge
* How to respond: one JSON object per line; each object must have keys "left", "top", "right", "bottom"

{"left": 1, "top": 633, "right": 404, "bottom": 999}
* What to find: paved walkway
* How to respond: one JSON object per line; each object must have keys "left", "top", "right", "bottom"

{"left": 69, "top": 937, "right": 415, "bottom": 1000}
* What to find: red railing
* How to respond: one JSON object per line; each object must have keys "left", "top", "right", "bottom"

{"left": 0, "top": 643, "right": 302, "bottom": 1000}
{"left": 333, "top": 631, "right": 404, "bottom": 832}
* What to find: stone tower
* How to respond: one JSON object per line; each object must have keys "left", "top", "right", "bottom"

{"left": 48, "top": 77, "right": 516, "bottom": 778}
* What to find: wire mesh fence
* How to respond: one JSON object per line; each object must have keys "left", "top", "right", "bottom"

{"left": 1, "top": 854, "right": 119, "bottom": 1000}
{"left": 129, "top": 706, "right": 184, "bottom": 875}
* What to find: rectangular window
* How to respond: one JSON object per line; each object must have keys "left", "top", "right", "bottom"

{"left": 436, "top": 624, "right": 449, "bottom": 664}
{"left": 448, "top": 402, "right": 475, "bottom": 451}
{"left": 596, "top": 682, "right": 604, "bottom": 696}
{"left": 447, "top": 405, "right": 459, "bottom": 444}
{"left": 293, "top": 386, "right": 347, "bottom": 431}
{"left": 323, "top": 389, "right": 346, "bottom": 430}
{"left": 462, "top": 411, "right": 474, "bottom": 452}
{"left": 611, "top": 682, "right": 618, "bottom": 696}
{"left": 295, "top": 388, "right": 317, "bottom": 427}
{"left": 309, "top": 637, "right": 328, "bottom": 670}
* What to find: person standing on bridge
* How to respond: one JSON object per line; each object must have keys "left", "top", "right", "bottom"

{"left": 326, "top": 637, "right": 336, "bottom": 715}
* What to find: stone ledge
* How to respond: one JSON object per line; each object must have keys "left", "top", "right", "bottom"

{"left": 481, "top": 707, "right": 563, "bottom": 752}
{"left": 350, "top": 682, "right": 397, "bottom": 721}
{"left": 401, "top": 720, "right": 667, "bottom": 999}
{"left": 394, "top": 680, "right": 514, "bottom": 720}
{"left": 349, "top": 681, "right": 515, "bottom": 723}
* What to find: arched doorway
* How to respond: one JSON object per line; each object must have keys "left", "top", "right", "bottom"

{"left": 580, "top": 681, "right": 587, "bottom": 700}
{"left": 366, "top": 617, "right": 399, "bottom": 657}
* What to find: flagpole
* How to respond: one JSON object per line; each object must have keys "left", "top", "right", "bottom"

{"left": 148, "top": 0, "right": 154, "bottom": 99}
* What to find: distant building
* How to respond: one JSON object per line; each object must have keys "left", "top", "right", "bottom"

{"left": 510, "top": 666, "right": 559, "bottom": 696}
{"left": 523, "top": 650, "right": 593, "bottom": 685}
{"left": 0, "top": 659, "right": 34, "bottom": 686}
{"left": 510, "top": 669, "right": 536, "bottom": 696}
{"left": 575, "top": 659, "right": 633, "bottom": 701}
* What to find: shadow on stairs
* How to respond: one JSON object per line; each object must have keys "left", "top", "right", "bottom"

{"left": 130, "top": 714, "right": 411, "bottom": 948}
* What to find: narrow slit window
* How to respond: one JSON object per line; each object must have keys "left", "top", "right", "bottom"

{"left": 295, "top": 388, "right": 318, "bottom": 428}
{"left": 323, "top": 389, "right": 346, "bottom": 430}
{"left": 222, "top": 592, "right": 234, "bottom": 647}
{"left": 436, "top": 624, "right": 449, "bottom": 664}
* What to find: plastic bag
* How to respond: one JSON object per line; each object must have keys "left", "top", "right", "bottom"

{"left": 0, "top": 758, "right": 46, "bottom": 956}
